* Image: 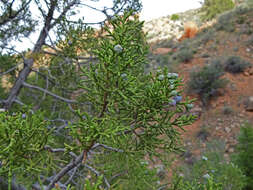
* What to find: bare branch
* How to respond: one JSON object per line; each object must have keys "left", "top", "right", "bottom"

{"left": 44, "top": 145, "right": 77, "bottom": 158}
{"left": 0, "top": 0, "right": 32, "bottom": 26}
{"left": 0, "top": 62, "right": 23, "bottom": 77}
{"left": 50, "top": 0, "right": 79, "bottom": 27}
{"left": 22, "top": 82, "right": 77, "bottom": 104}
{"left": 92, "top": 143, "right": 124, "bottom": 153}
{"left": 83, "top": 164, "right": 110, "bottom": 189}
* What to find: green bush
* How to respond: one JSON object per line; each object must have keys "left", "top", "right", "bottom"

{"left": 170, "top": 175, "right": 223, "bottom": 190}
{"left": 200, "top": 0, "right": 235, "bottom": 21}
{"left": 233, "top": 123, "right": 253, "bottom": 190}
{"left": 176, "top": 48, "right": 194, "bottom": 63}
{"left": 187, "top": 60, "right": 228, "bottom": 106}
{"left": 0, "top": 108, "right": 51, "bottom": 189}
{"left": 171, "top": 14, "right": 180, "bottom": 21}
{"left": 224, "top": 56, "right": 251, "bottom": 73}
{"left": 215, "top": 11, "right": 235, "bottom": 32}
{"left": 175, "top": 140, "right": 246, "bottom": 190}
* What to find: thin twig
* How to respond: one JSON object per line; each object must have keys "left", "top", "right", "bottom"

{"left": 22, "top": 82, "right": 77, "bottom": 104}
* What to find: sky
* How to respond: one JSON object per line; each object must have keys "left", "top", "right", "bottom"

{"left": 140, "top": 0, "right": 203, "bottom": 21}
{"left": 76, "top": 0, "right": 203, "bottom": 23}
{"left": 15, "top": 0, "right": 203, "bottom": 52}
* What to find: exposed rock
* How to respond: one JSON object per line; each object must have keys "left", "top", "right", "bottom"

{"left": 244, "top": 96, "right": 253, "bottom": 111}
{"left": 153, "top": 48, "right": 172, "bottom": 55}
{"left": 225, "top": 127, "right": 231, "bottom": 133}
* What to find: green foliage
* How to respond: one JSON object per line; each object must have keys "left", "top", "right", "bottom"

{"left": 0, "top": 108, "right": 51, "bottom": 189}
{"left": 233, "top": 123, "right": 253, "bottom": 189}
{"left": 67, "top": 11, "right": 196, "bottom": 188}
{"left": 171, "top": 14, "right": 180, "bottom": 21}
{"left": 171, "top": 175, "right": 223, "bottom": 190}
{"left": 0, "top": 9, "right": 198, "bottom": 189}
{"left": 223, "top": 56, "right": 251, "bottom": 73}
{"left": 176, "top": 141, "right": 246, "bottom": 190}
{"left": 187, "top": 60, "right": 228, "bottom": 106}
{"left": 84, "top": 175, "right": 104, "bottom": 190}
{"left": 93, "top": 153, "right": 159, "bottom": 189}
{"left": 200, "top": 0, "right": 235, "bottom": 21}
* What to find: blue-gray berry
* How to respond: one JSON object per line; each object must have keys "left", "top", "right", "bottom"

{"left": 158, "top": 74, "right": 165, "bottom": 81}
{"left": 114, "top": 44, "right": 123, "bottom": 53}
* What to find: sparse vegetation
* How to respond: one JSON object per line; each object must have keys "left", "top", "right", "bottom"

{"left": 215, "top": 11, "right": 236, "bottom": 32}
{"left": 222, "top": 105, "right": 234, "bottom": 115}
{"left": 176, "top": 140, "right": 246, "bottom": 190}
{"left": 224, "top": 56, "right": 251, "bottom": 73}
{"left": 196, "top": 125, "right": 210, "bottom": 141}
{"left": 175, "top": 48, "right": 194, "bottom": 63}
{"left": 187, "top": 60, "right": 229, "bottom": 106}
{"left": 200, "top": 0, "right": 235, "bottom": 21}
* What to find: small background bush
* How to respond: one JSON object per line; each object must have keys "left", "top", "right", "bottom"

{"left": 171, "top": 14, "right": 180, "bottom": 21}
{"left": 223, "top": 56, "right": 251, "bottom": 73}
{"left": 187, "top": 60, "right": 228, "bottom": 106}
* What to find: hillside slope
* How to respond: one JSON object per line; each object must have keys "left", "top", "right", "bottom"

{"left": 143, "top": 0, "right": 253, "bottom": 181}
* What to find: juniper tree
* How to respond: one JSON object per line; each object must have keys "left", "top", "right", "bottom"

{"left": 0, "top": 10, "right": 197, "bottom": 189}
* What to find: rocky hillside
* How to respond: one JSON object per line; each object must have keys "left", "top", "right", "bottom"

{"left": 142, "top": 0, "right": 253, "bottom": 183}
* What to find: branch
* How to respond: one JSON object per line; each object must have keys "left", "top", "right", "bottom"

{"left": 50, "top": 0, "right": 79, "bottom": 27}
{"left": 44, "top": 145, "right": 77, "bottom": 158}
{"left": 45, "top": 151, "right": 84, "bottom": 190}
{"left": 22, "top": 82, "right": 77, "bottom": 104}
{"left": 83, "top": 164, "right": 110, "bottom": 189}
{"left": 0, "top": 62, "right": 23, "bottom": 77}
{"left": 0, "top": 0, "right": 32, "bottom": 26}
{"left": 92, "top": 143, "right": 124, "bottom": 153}
{"left": 0, "top": 177, "right": 27, "bottom": 190}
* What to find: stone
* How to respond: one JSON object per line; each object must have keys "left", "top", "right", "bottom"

{"left": 244, "top": 71, "right": 250, "bottom": 76}
{"left": 225, "top": 127, "right": 231, "bottom": 133}
{"left": 244, "top": 96, "right": 253, "bottom": 111}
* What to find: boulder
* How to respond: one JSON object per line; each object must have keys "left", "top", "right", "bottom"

{"left": 244, "top": 96, "right": 253, "bottom": 111}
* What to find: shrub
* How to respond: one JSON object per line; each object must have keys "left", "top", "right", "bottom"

{"left": 222, "top": 105, "right": 234, "bottom": 115}
{"left": 200, "top": 0, "right": 235, "bottom": 21}
{"left": 233, "top": 123, "right": 253, "bottom": 190}
{"left": 215, "top": 11, "right": 235, "bottom": 32}
{"left": 171, "top": 14, "right": 180, "bottom": 21}
{"left": 170, "top": 175, "right": 223, "bottom": 190}
{"left": 196, "top": 125, "right": 210, "bottom": 141}
{"left": 224, "top": 56, "right": 251, "bottom": 73}
{"left": 187, "top": 60, "right": 228, "bottom": 106}
{"left": 176, "top": 48, "right": 194, "bottom": 63}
